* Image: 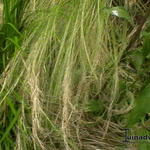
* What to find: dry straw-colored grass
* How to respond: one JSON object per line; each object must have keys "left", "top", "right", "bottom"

{"left": 0, "top": 0, "right": 149, "bottom": 150}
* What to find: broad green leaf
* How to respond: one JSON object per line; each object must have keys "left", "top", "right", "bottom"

{"left": 142, "top": 33, "right": 150, "bottom": 58}
{"left": 146, "top": 53, "right": 150, "bottom": 59}
{"left": 110, "top": 7, "right": 133, "bottom": 24}
{"left": 127, "top": 84, "right": 150, "bottom": 127}
{"left": 84, "top": 99, "right": 104, "bottom": 114}
{"left": 130, "top": 50, "right": 144, "bottom": 71}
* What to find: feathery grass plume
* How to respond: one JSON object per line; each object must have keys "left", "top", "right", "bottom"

{"left": 0, "top": 0, "right": 150, "bottom": 150}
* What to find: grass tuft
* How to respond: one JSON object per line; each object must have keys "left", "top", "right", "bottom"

{"left": 0, "top": 0, "right": 150, "bottom": 150}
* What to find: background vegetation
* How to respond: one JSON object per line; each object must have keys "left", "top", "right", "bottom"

{"left": 0, "top": 0, "right": 150, "bottom": 150}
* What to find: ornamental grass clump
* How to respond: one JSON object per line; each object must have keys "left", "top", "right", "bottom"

{"left": 0, "top": 0, "right": 150, "bottom": 150}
